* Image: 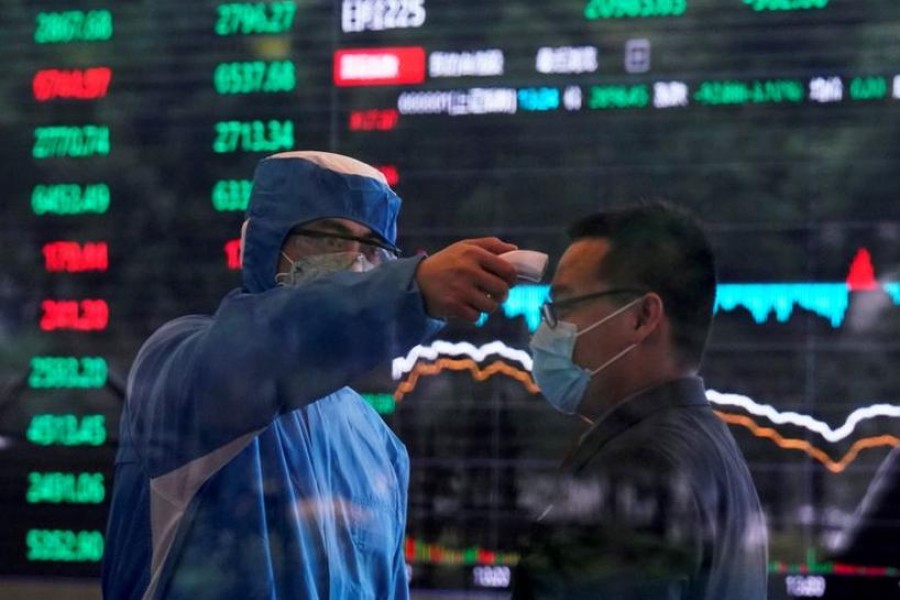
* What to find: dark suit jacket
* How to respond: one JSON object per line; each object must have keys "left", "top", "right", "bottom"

{"left": 513, "top": 377, "right": 768, "bottom": 600}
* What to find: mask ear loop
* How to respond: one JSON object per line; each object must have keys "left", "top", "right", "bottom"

{"left": 578, "top": 296, "right": 644, "bottom": 376}
{"left": 274, "top": 251, "right": 294, "bottom": 285}
{"left": 586, "top": 343, "right": 639, "bottom": 377}
{"left": 351, "top": 253, "right": 378, "bottom": 273}
{"left": 239, "top": 219, "right": 250, "bottom": 269}
{"left": 575, "top": 296, "right": 644, "bottom": 338}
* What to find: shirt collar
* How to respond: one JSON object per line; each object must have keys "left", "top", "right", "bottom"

{"left": 564, "top": 376, "right": 709, "bottom": 472}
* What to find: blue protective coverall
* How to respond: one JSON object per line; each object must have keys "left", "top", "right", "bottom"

{"left": 102, "top": 155, "right": 441, "bottom": 599}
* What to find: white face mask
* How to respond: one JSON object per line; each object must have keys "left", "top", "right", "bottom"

{"left": 275, "top": 251, "right": 377, "bottom": 286}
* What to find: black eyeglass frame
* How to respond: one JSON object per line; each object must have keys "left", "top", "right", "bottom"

{"left": 540, "top": 288, "right": 647, "bottom": 328}
{"left": 289, "top": 227, "right": 402, "bottom": 258}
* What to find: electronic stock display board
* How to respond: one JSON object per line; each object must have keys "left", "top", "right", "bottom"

{"left": 2, "top": 1, "right": 900, "bottom": 597}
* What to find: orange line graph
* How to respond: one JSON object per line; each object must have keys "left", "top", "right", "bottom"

{"left": 393, "top": 358, "right": 540, "bottom": 400}
{"left": 715, "top": 411, "right": 900, "bottom": 473}
{"left": 393, "top": 358, "right": 900, "bottom": 473}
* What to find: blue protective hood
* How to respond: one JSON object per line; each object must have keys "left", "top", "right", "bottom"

{"left": 242, "top": 153, "right": 402, "bottom": 293}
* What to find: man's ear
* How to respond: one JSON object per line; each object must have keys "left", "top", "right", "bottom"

{"left": 635, "top": 293, "right": 664, "bottom": 338}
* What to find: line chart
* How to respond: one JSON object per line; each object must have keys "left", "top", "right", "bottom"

{"left": 392, "top": 340, "right": 532, "bottom": 380}
{"left": 482, "top": 248, "right": 900, "bottom": 330}
{"left": 885, "top": 282, "right": 900, "bottom": 303}
{"left": 390, "top": 341, "right": 900, "bottom": 472}
{"left": 707, "top": 390, "right": 900, "bottom": 443}
{"left": 715, "top": 412, "right": 900, "bottom": 474}
{"left": 395, "top": 340, "right": 900, "bottom": 443}
{"left": 393, "top": 357, "right": 540, "bottom": 400}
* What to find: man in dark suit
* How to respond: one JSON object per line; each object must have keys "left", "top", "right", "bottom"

{"left": 515, "top": 201, "right": 768, "bottom": 599}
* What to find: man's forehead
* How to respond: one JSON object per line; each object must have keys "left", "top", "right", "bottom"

{"left": 551, "top": 238, "right": 610, "bottom": 296}
{"left": 303, "top": 218, "right": 373, "bottom": 236}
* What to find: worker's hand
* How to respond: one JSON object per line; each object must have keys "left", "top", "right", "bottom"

{"left": 415, "top": 237, "right": 519, "bottom": 322}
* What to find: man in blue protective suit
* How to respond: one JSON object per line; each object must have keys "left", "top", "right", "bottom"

{"left": 102, "top": 151, "right": 518, "bottom": 599}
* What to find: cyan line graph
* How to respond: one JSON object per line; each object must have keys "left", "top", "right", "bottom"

{"left": 480, "top": 248, "right": 898, "bottom": 330}
{"left": 885, "top": 282, "right": 900, "bottom": 304}
{"left": 481, "top": 282, "right": 898, "bottom": 331}
{"left": 715, "top": 283, "right": 851, "bottom": 328}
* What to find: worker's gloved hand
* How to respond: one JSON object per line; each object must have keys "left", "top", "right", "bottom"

{"left": 415, "top": 237, "right": 519, "bottom": 323}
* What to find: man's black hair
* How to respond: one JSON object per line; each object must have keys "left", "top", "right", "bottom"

{"left": 567, "top": 201, "right": 717, "bottom": 367}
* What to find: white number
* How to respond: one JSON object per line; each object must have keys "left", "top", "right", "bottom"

{"left": 786, "top": 575, "right": 826, "bottom": 598}
{"left": 342, "top": 0, "right": 426, "bottom": 32}
{"left": 472, "top": 566, "right": 511, "bottom": 588}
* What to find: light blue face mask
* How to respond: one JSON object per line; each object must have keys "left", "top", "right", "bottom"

{"left": 529, "top": 297, "right": 643, "bottom": 415}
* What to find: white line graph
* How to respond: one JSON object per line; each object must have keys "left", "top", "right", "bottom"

{"left": 706, "top": 390, "right": 900, "bottom": 443}
{"left": 392, "top": 340, "right": 533, "bottom": 380}
{"left": 393, "top": 340, "right": 900, "bottom": 443}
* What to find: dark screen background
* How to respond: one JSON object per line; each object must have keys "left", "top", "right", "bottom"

{"left": 1, "top": 1, "right": 899, "bottom": 597}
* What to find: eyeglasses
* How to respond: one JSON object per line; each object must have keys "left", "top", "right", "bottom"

{"left": 289, "top": 228, "right": 401, "bottom": 266}
{"left": 540, "top": 288, "right": 646, "bottom": 329}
